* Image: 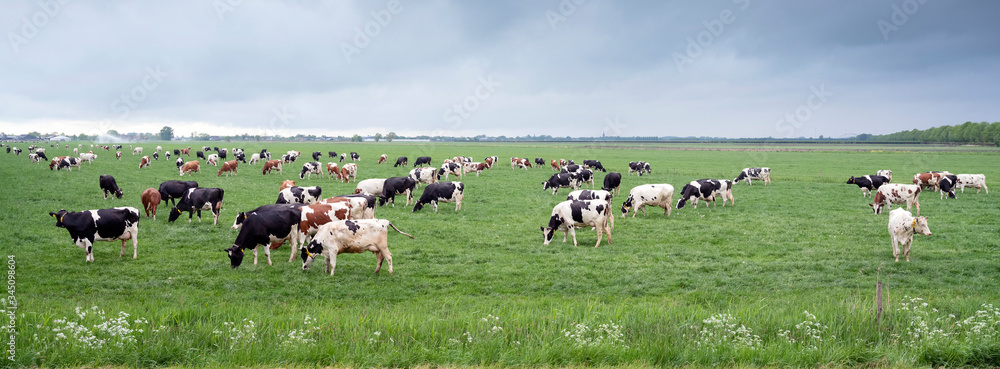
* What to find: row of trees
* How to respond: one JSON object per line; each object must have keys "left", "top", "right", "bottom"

{"left": 871, "top": 121, "right": 1000, "bottom": 145}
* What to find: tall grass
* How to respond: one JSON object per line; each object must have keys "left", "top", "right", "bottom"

{"left": 2, "top": 141, "right": 998, "bottom": 367}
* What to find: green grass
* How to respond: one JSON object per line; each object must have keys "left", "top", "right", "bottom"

{"left": 3, "top": 141, "right": 999, "bottom": 368}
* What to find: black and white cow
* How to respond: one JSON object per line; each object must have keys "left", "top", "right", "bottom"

{"left": 583, "top": 160, "right": 606, "bottom": 172}
{"left": 628, "top": 161, "right": 651, "bottom": 176}
{"left": 168, "top": 188, "right": 225, "bottom": 225}
{"left": 276, "top": 186, "right": 322, "bottom": 205}
{"left": 379, "top": 177, "right": 417, "bottom": 206}
{"left": 218, "top": 149, "right": 227, "bottom": 160}
{"left": 409, "top": 167, "right": 437, "bottom": 188}
{"left": 561, "top": 164, "right": 581, "bottom": 174}
{"left": 35, "top": 151, "right": 48, "bottom": 161}
{"left": 603, "top": 172, "right": 622, "bottom": 195}
{"left": 438, "top": 162, "right": 463, "bottom": 180}
{"left": 576, "top": 169, "right": 595, "bottom": 188}
{"left": 350, "top": 152, "right": 360, "bottom": 161}
{"left": 328, "top": 151, "right": 337, "bottom": 158}
{"left": 708, "top": 179, "right": 735, "bottom": 206}
{"left": 676, "top": 179, "right": 722, "bottom": 209}
{"left": 176, "top": 157, "right": 184, "bottom": 169}
{"left": 413, "top": 181, "right": 464, "bottom": 212}
{"left": 394, "top": 156, "right": 408, "bottom": 167}
{"left": 58, "top": 157, "right": 82, "bottom": 171}
{"left": 13, "top": 147, "right": 21, "bottom": 155}
{"left": 414, "top": 156, "right": 432, "bottom": 167}
{"left": 232, "top": 203, "right": 306, "bottom": 229}
{"left": 621, "top": 184, "right": 675, "bottom": 217}
{"left": 158, "top": 180, "right": 199, "bottom": 206}
{"left": 734, "top": 167, "right": 771, "bottom": 185}
{"left": 312, "top": 151, "right": 322, "bottom": 161}
{"left": 339, "top": 153, "right": 347, "bottom": 162}
{"left": 846, "top": 175, "right": 890, "bottom": 197}
{"left": 49, "top": 207, "right": 140, "bottom": 262}
{"left": 234, "top": 151, "right": 246, "bottom": 163}
{"left": 196, "top": 151, "right": 206, "bottom": 160}
{"left": 299, "top": 162, "right": 323, "bottom": 179}
{"left": 152, "top": 152, "right": 159, "bottom": 161}
{"left": 543, "top": 172, "right": 580, "bottom": 195}
{"left": 541, "top": 200, "right": 612, "bottom": 247}
{"left": 567, "top": 189, "right": 612, "bottom": 202}
{"left": 534, "top": 158, "right": 545, "bottom": 167}
{"left": 99, "top": 174, "right": 123, "bottom": 199}
{"left": 224, "top": 205, "right": 304, "bottom": 268}
{"left": 938, "top": 174, "right": 958, "bottom": 199}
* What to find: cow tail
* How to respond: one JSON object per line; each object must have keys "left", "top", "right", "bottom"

{"left": 388, "top": 222, "right": 415, "bottom": 239}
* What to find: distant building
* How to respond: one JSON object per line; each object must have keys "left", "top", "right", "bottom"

{"left": 47, "top": 135, "right": 72, "bottom": 141}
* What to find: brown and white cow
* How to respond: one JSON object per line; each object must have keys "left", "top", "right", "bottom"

{"left": 180, "top": 147, "right": 191, "bottom": 156}
{"left": 262, "top": 160, "right": 283, "bottom": 175}
{"left": 218, "top": 160, "right": 238, "bottom": 177}
{"left": 300, "top": 219, "right": 414, "bottom": 276}
{"left": 339, "top": 163, "right": 357, "bottom": 183}
{"left": 326, "top": 163, "right": 340, "bottom": 180}
{"left": 378, "top": 154, "right": 387, "bottom": 164}
{"left": 115, "top": 151, "right": 122, "bottom": 160}
{"left": 887, "top": 208, "right": 932, "bottom": 262}
{"left": 179, "top": 160, "right": 200, "bottom": 176}
{"left": 295, "top": 200, "right": 353, "bottom": 262}
{"left": 870, "top": 183, "right": 922, "bottom": 215}
{"left": 280, "top": 180, "right": 296, "bottom": 191}
{"left": 955, "top": 174, "right": 988, "bottom": 194}
{"left": 912, "top": 172, "right": 949, "bottom": 191}
{"left": 551, "top": 159, "right": 561, "bottom": 171}
{"left": 207, "top": 153, "right": 219, "bottom": 166}
{"left": 140, "top": 188, "right": 161, "bottom": 219}
{"left": 139, "top": 156, "right": 151, "bottom": 169}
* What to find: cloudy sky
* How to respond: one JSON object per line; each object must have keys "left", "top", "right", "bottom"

{"left": 1, "top": 1, "right": 998, "bottom": 138}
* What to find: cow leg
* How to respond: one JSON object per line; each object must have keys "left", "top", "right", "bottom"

{"left": 569, "top": 227, "right": 578, "bottom": 247}
{"left": 914, "top": 201, "right": 920, "bottom": 217}
{"left": 903, "top": 240, "right": 911, "bottom": 262}
{"left": 264, "top": 246, "right": 273, "bottom": 266}
{"left": 326, "top": 254, "right": 337, "bottom": 276}
{"left": 891, "top": 236, "right": 900, "bottom": 262}
{"left": 641, "top": 204, "right": 647, "bottom": 216}
{"left": 131, "top": 232, "right": 138, "bottom": 259}
{"left": 252, "top": 247, "right": 259, "bottom": 265}
{"left": 120, "top": 239, "right": 126, "bottom": 257}
{"left": 196, "top": 210, "right": 202, "bottom": 222}
{"left": 594, "top": 223, "right": 603, "bottom": 248}
{"left": 433, "top": 201, "right": 438, "bottom": 213}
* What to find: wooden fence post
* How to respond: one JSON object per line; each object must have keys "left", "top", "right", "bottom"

{"left": 876, "top": 281, "right": 884, "bottom": 324}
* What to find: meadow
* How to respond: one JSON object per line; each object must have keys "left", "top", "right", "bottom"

{"left": 2, "top": 141, "right": 999, "bottom": 368}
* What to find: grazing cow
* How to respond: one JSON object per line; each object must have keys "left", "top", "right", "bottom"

{"left": 175, "top": 157, "right": 184, "bottom": 169}
{"left": 708, "top": 179, "right": 735, "bottom": 206}
{"left": 603, "top": 172, "right": 622, "bottom": 195}
{"left": 379, "top": 177, "right": 417, "bottom": 206}
{"left": 202, "top": 146, "right": 211, "bottom": 152}
{"left": 355, "top": 178, "right": 387, "bottom": 196}
{"left": 196, "top": 151, "right": 206, "bottom": 160}
{"left": 296, "top": 201, "right": 353, "bottom": 256}
{"left": 115, "top": 152, "right": 122, "bottom": 161}
{"left": 152, "top": 152, "right": 159, "bottom": 161}
{"left": 847, "top": 175, "right": 891, "bottom": 197}
{"left": 299, "top": 219, "right": 414, "bottom": 275}
{"left": 329, "top": 194, "right": 377, "bottom": 219}
{"left": 463, "top": 162, "right": 489, "bottom": 177}
{"left": 510, "top": 158, "right": 531, "bottom": 169}
{"left": 218, "top": 160, "right": 238, "bottom": 177}
{"left": 350, "top": 152, "right": 360, "bottom": 162}
{"left": 541, "top": 200, "right": 612, "bottom": 247}
{"left": 676, "top": 179, "right": 722, "bottom": 209}
{"left": 534, "top": 158, "right": 545, "bottom": 167}
{"left": 734, "top": 167, "right": 771, "bottom": 185}
{"left": 409, "top": 167, "right": 437, "bottom": 187}
{"left": 621, "top": 184, "right": 674, "bottom": 217}
{"left": 132, "top": 147, "right": 142, "bottom": 155}
{"left": 937, "top": 174, "right": 958, "bottom": 199}
{"left": 870, "top": 183, "right": 922, "bottom": 215}
{"left": 280, "top": 180, "right": 296, "bottom": 191}
{"left": 234, "top": 151, "right": 246, "bottom": 163}
{"left": 262, "top": 160, "right": 283, "bottom": 175}
{"left": 140, "top": 188, "right": 161, "bottom": 219}
{"left": 180, "top": 147, "right": 190, "bottom": 156}
{"left": 887, "top": 208, "right": 932, "bottom": 262}
{"left": 328, "top": 151, "right": 337, "bottom": 158}
{"left": 277, "top": 186, "right": 322, "bottom": 205}
{"left": 59, "top": 157, "right": 82, "bottom": 171}
{"left": 206, "top": 154, "right": 219, "bottom": 166}
{"left": 378, "top": 154, "right": 387, "bottom": 164}
{"left": 877, "top": 170, "right": 893, "bottom": 182}
{"left": 155, "top": 146, "right": 162, "bottom": 152}
{"left": 394, "top": 156, "right": 408, "bottom": 167}
{"left": 913, "top": 172, "right": 942, "bottom": 191}
{"left": 249, "top": 153, "right": 261, "bottom": 165}
{"left": 567, "top": 189, "right": 612, "bottom": 202}
{"left": 414, "top": 156, "right": 432, "bottom": 167}
{"left": 157, "top": 180, "right": 198, "bottom": 206}
{"left": 99, "top": 175, "right": 123, "bottom": 199}
{"left": 168, "top": 188, "right": 225, "bottom": 225}
{"left": 413, "top": 181, "right": 464, "bottom": 212}
{"left": 339, "top": 163, "right": 357, "bottom": 183}
{"left": 173, "top": 149, "right": 180, "bottom": 156}
{"left": 955, "top": 174, "right": 988, "bottom": 194}
{"left": 312, "top": 151, "right": 322, "bottom": 161}
{"left": 80, "top": 153, "right": 98, "bottom": 163}
{"left": 326, "top": 162, "right": 340, "bottom": 180}
{"left": 339, "top": 153, "right": 346, "bottom": 162}
{"left": 575, "top": 169, "right": 595, "bottom": 188}
{"left": 29, "top": 153, "right": 40, "bottom": 163}
{"left": 49, "top": 207, "right": 140, "bottom": 262}
{"left": 299, "top": 162, "right": 323, "bottom": 179}
{"left": 11, "top": 147, "right": 20, "bottom": 155}
{"left": 550, "top": 159, "right": 561, "bottom": 171}
{"left": 179, "top": 160, "right": 200, "bottom": 176}
{"left": 224, "top": 205, "right": 304, "bottom": 267}
{"left": 218, "top": 149, "right": 228, "bottom": 160}
{"left": 139, "top": 156, "right": 151, "bottom": 169}
{"left": 281, "top": 154, "right": 292, "bottom": 164}
{"left": 543, "top": 172, "right": 580, "bottom": 195}
{"left": 582, "top": 160, "right": 607, "bottom": 172}
{"left": 165, "top": 152, "right": 171, "bottom": 160}
{"left": 628, "top": 161, "right": 651, "bottom": 176}
{"left": 438, "top": 162, "right": 463, "bottom": 180}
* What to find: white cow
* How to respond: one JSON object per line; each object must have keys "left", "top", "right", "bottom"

{"left": 955, "top": 174, "right": 988, "bottom": 194}
{"left": 870, "top": 184, "right": 922, "bottom": 216}
{"left": 541, "top": 199, "right": 612, "bottom": 247}
{"left": 300, "top": 219, "right": 414, "bottom": 276}
{"left": 354, "top": 178, "right": 387, "bottom": 196}
{"left": 132, "top": 147, "right": 143, "bottom": 155}
{"left": 621, "top": 184, "right": 674, "bottom": 217}
{"left": 79, "top": 153, "right": 98, "bottom": 163}
{"left": 887, "top": 208, "right": 932, "bottom": 262}
{"left": 248, "top": 153, "right": 261, "bottom": 165}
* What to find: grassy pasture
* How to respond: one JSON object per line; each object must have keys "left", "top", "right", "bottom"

{"left": 2, "top": 141, "right": 999, "bottom": 368}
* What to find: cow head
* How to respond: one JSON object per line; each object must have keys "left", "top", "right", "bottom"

{"left": 113, "top": 188, "right": 123, "bottom": 199}
{"left": 676, "top": 197, "right": 689, "bottom": 209}
{"left": 413, "top": 202, "right": 425, "bottom": 212}
{"left": 867, "top": 202, "right": 884, "bottom": 215}
{"left": 168, "top": 206, "right": 184, "bottom": 222}
{"left": 620, "top": 195, "right": 634, "bottom": 217}
{"left": 49, "top": 210, "right": 69, "bottom": 228}
{"left": 540, "top": 226, "right": 555, "bottom": 245}
{"left": 223, "top": 245, "right": 244, "bottom": 269}
{"left": 846, "top": 176, "right": 856, "bottom": 184}
{"left": 300, "top": 241, "right": 324, "bottom": 270}
{"left": 913, "top": 217, "right": 932, "bottom": 236}
{"left": 232, "top": 212, "right": 248, "bottom": 229}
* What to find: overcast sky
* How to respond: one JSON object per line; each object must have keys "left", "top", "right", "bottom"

{"left": 1, "top": 1, "right": 998, "bottom": 138}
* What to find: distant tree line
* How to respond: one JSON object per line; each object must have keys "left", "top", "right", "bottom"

{"left": 870, "top": 121, "right": 1000, "bottom": 145}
